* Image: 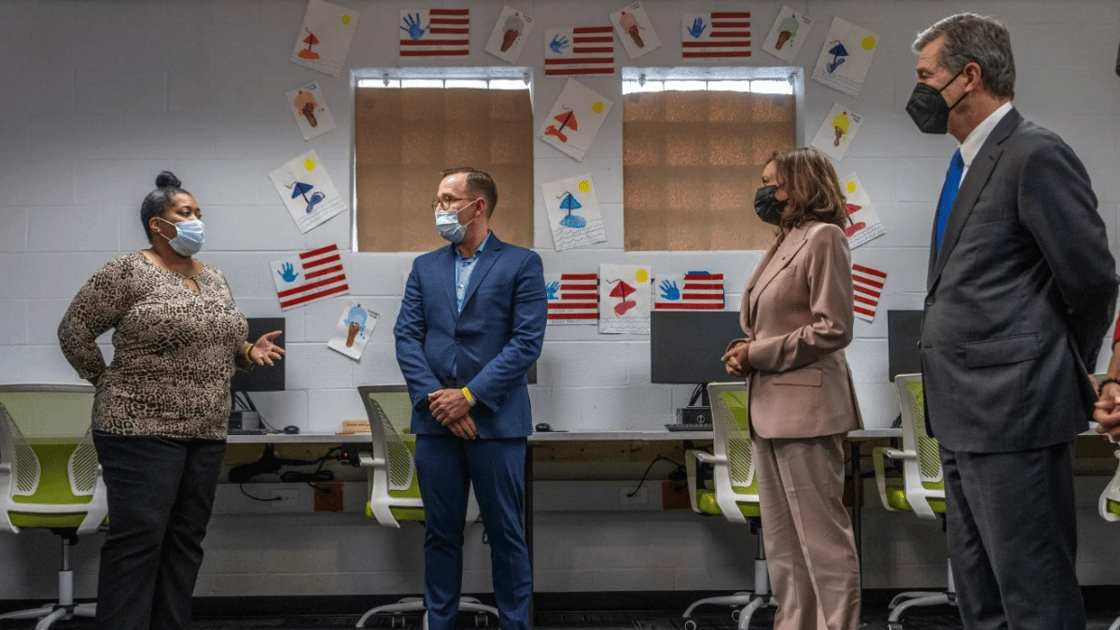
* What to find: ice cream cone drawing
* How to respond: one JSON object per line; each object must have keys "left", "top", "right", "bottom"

{"left": 293, "top": 90, "right": 318, "bottom": 127}
{"left": 344, "top": 304, "right": 367, "bottom": 347}
{"left": 776, "top": 16, "right": 799, "bottom": 49}
{"left": 501, "top": 14, "right": 524, "bottom": 52}
{"left": 832, "top": 112, "right": 851, "bottom": 147}
{"left": 299, "top": 28, "right": 321, "bottom": 60}
{"left": 620, "top": 11, "right": 644, "bottom": 48}
{"left": 544, "top": 109, "right": 578, "bottom": 144}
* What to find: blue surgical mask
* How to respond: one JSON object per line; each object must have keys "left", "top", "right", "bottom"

{"left": 435, "top": 200, "right": 479, "bottom": 244}
{"left": 158, "top": 218, "right": 206, "bottom": 256}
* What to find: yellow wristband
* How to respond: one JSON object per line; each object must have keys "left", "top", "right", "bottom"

{"left": 243, "top": 344, "right": 254, "bottom": 367}
{"left": 461, "top": 387, "right": 475, "bottom": 407}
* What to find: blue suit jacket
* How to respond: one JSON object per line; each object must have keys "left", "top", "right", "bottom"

{"left": 394, "top": 233, "right": 546, "bottom": 439}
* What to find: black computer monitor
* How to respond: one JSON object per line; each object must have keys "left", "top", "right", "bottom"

{"left": 887, "top": 310, "right": 924, "bottom": 381}
{"left": 651, "top": 311, "right": 744, "bottom": 404}
{"left": 230, "top": 317, "right": 286, "bottom": 393}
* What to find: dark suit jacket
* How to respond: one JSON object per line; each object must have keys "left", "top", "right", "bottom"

{"left": 394, "top": 234, "right": 547, "bottom": 439}
{"left": 921, "top": 107, "right": 1118, "bottom": 453}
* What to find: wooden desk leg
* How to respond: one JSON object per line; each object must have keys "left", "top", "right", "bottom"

{"left": 524, "top": 445, "right": 534, "bottom": 627}
{"left": 850, "top": 440, "right": 863, "bottom": 584}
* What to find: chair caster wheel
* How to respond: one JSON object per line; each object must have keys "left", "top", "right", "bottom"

{"left": 474, "top": 613, "right": 489, "bottom": 627}
{"left": 684, "top": 619, "right": 698, "bottom": 630}
{"left": 887, "top": 623, "right": 903, "bottom": 630}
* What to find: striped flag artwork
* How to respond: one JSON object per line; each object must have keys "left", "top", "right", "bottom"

{"left": 681, "top": 11, "right": 750, "bottom": 60}
{"left": 544, "top": 26, "right": 615, "bottom": 76}
{"left": 399, "top": 8, "right": 469, "bottom": 57}
{"left": 852, "top": 263, "right": 886, "bottom": 322}
{"left": 270, "top": 244, "right": 350, "bottom": 311}
{"left": 654, "top": 272, "right": 725, "bottom": 311}
{"left": 545, "top": 273, "right": 599, "bottom": 324}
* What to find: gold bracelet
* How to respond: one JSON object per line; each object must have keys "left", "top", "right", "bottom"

{"left": 461, "top": 386, "right": 475, "bottom": 406}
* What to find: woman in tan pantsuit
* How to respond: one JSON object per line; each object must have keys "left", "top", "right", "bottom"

{"left": 722, "top": 147, "right": 863, "bottom": 630}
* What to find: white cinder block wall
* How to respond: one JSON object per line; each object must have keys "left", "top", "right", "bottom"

{"left": 2, "top": 0, "right": 1118, "bottom": 602}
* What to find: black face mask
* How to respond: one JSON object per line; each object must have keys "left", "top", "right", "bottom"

{"left": 905, "top": 70, "right": 965, "bottom": 134}
{"left": 754, "top": 185, "right": 787, "bottom": 226}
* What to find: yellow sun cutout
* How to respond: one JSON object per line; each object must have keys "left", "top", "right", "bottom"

{"left": 578, "top": 180, "right": 591, "bottom": 193}
{"left": 304, "top": 158, "right": 316, "bottom": 172}
{"left": 591, "top": 101, "right": 604, "bottom": 114}
{"left": 342, "top": 14, "right": 351, "bottom": 25}
{"left": 861, "top": 36, "right": 876, "bottom": 50}
{"left": 635, "top": 269, "right": 649, "bottom": 284}
{"left": 846, "top": 181, "right": 857, "bottom": 193}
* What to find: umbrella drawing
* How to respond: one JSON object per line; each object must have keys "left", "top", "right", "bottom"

{"left": 299, "top": 29, "right": 321, "bottom": 60}
{"left": 291, "top": 182, "right": 326, "bottom": 214}
{"left": 826, "top": 41, "right": 848, "bottom": 73}
{"left": 844, "top": 203, "right": 866, "bottom": 237}
{"left": 544, "top": 109, "right": 578, "bottom": 144}
{"left": 557, "top": 192, "right": 587, "bottom": 228}
{"left": 609, "top": 280, "right": 637, "bottom": 316}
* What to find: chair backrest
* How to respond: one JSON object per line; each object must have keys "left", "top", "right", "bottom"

{"left": 894, "top": 374, "right": 945, "bottom": 518}
{"left": 0, "top": 383, "right": 105, "bottom": 534}
{"left": 1101, "top": 449, "right": 1120, "bottom": 523}
{"left": 706, "top": 382, "right": 759, "bottom": 522}
{"left": 358, "top": 385, "right": 424, "bottom": 527}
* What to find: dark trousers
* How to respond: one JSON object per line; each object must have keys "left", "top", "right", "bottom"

{"left": 414, "top": 435, "right": 531, "bottom": 630}
{"left": 93, "top": 432, "right": 226, "bottom": 630}
{"left": 940, "top": 442, "right": 1085, "bottom": 630}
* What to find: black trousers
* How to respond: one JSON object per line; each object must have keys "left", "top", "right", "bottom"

{"left": 93, "top": 432, "right": 226, "bottom": 630}
{"left": 940, "top": 442, "right": 1085, "bottom": 630}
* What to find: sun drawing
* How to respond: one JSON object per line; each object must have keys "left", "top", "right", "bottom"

{"left": 846, "top": 181, "right": 857, "bottom": 194}
{"left": 591, "top": 101, "right": 604, "bottom": 114}
{"left": 635, "top": 269, "right": 649, "bottom": 284}
{"left": 342, "top": 14, "right": 351, "bottom": 25}
{"left": 578, "top": 180, "right": 591, "bottom": 193}
{"left": 304, "top": 158, "right": 316, "bottom": 172}
{"left": 860, "top": 35, "right": 876, "bottom": 50}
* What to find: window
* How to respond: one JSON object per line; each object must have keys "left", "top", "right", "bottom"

{"left": 353, "top": 68, "right": 534, "bottom": 253}
{"left": 622, "top": 67, "right": 802, "bottom": 251}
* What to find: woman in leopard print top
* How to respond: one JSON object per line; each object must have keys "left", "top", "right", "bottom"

{"left": 58, "top": 171, "right": 284, "bottom": 630}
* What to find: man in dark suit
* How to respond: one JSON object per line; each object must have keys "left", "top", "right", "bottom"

{"left": 908, "top": 13, "right": 1117, "bottom": 630}
{"left": 394, "top": 167, "right": 546, "bottom": 630}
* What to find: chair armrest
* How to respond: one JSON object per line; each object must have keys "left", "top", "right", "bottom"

{"left": 358, "top": 453, "right": 383, "bottom": 467}
{"left": 693, "top": 452, "right": 724, "bottom": 464}
{"left": 871, "top": 447, "right": 899, "bottom": 512}
{"left": 882, "top": 448, "right": 915, "bottom": 461}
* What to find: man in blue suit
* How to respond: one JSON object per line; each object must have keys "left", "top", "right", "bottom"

{"left": 394, "top": 167, "right": 546, "bottom": 630}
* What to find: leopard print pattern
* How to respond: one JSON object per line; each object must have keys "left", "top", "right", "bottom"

{"left": 59, "top": 252, "right": 248, "bottom": 440}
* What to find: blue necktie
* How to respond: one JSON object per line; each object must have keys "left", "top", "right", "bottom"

{"left": 935, "top": 149, "right": 964, "bottom": 251}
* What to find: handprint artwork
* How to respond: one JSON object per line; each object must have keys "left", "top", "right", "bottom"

{"left": 658, "top": 279, "right": 680, "bottom": 301}
{"left": 687, "top": 17, "right": 707, "bottom": 39}
{"left": 270, "top": 245, "right": 350, "bottom": 311}
{"left": 653, "top": 272, "right": 725, "bottom": 311}
{"left": 277, "top": 262, "right": 300, "bottom": 283}
{"left": 549, "top": 34, "right": 569, "bottom": 54}
{"left": 543, "top": 27, "right": 614, "bottom": 76}
{"left": 400, "top": 8, "right": 470, "bottom": 57}
{"left": 400, "top": 12, "right": 429, "bottom": 39}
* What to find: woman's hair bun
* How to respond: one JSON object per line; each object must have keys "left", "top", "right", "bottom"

{"left": 155, "top": 171, "right": 182, "bottom": 189}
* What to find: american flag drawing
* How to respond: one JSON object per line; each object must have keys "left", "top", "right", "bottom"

{"left": 399, "top": 9, "right": 469, "bottom": 57}
{"left": 654, "top": 272, "right": 725, "bottom": 310}
{"left": 681, "top": 12, "right": 751, "bottom": 59}
{"left": 852, "top": 263, "right": 886, "bottom": 322}
{"left": 544, "top": 26, "right": 615, "bottom": 76}
{"left": 270, "top": 244, "right": 350, "bottom": 311}
{"left": 545, "top": 273, "right": 598, "bottom": 324}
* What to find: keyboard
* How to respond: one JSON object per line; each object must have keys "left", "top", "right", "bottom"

{"left": 665, "top": 423, "right": 713, "bottom": 432}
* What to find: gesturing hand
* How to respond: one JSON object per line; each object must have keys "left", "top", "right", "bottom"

{"left": 250, "top": 330, "right": 286, "bottom": 367}
{"left": 688, "top": 17, "right": 707, "bottom": 39}
{"left": 549, "top": 35, "right": 570, "bottom": 54}
{"left": 277, "top": 262, "right": 299, "bottom": 282}
{"left": 400, "top": 13, "right": 429, "bottom": 40}
{"left": 658, "top": 279, "right": 680, "bottom": 301}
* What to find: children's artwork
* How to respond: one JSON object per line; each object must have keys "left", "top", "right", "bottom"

{"left": 809, "top": 103, "right": 863, "bottom": 161}
{"left": 286, "top": 82, "right": 336, "bottom": 140}
{"left": 541, "top": 174, "right": 607, "bottom": 250}
{"left": 485, "top": 5, "right": 533, "bottom": 63}
{"left": 545, "top": 273, "right": 599, "bottom": 325}
{"left": 852, "top": 263, "right": 886, "bottom": 322}
{"left": 544, "top": 26, "right": 615, "bottom": 76}
{"left": 761, "top": 5, "right": 812, "bottom": 62}
{"left": 290, "top": 0, "right": 360, "bottom": 77}
{"left": 537, "top": 78, "right": 614, "bottom": 161}
{"left": 328, "top": 301, "right": 379, "bottom": 360}
{"left": 270, "top": 244, "right": 350, "bottom": 311}
{"left": 811, "top": 17, "right": 879, "bottom": 97}
{"left": 839, "top": 173, "right": 885, "bottom": 248}
{"left": 268, "top": 150, "right": 347, "bottom": 233}
{"left": 610, "top": 2, "right": 660, "bottom": 60}
{"left": 681, "top": 11, "right": 751, "bottom": 60}
{"left": 599, "top": 264, "right": 651, "bottom": 334}
{"left": 654, "top": 272, "right": 724, "bottom": 311}
{"left": 399, "top": 8, "right": 470, "bottom": 57}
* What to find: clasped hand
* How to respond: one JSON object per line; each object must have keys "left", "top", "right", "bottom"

{"left": 1093, "top": 383, "right": 1120, "bottom": 442}
{"left": 428, "top": 388, "right": 477, "bottom": 440}
{"left": 721, "top": 341, "right": 752, "bottom": 378}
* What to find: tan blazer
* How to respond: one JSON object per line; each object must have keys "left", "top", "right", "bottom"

{"left": 737, "top": 222, "right": 863, "bottom": 439}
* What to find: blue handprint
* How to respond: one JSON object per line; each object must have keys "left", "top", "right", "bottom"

{"left": 400, "top": 13, "right": 429, "bottom": 40}
{"left": 545, "top": 280, "right": 560, "bottom": 300}
{"left": 549, "top": 34, "right": 570, "bottom": 54}
{"left": 688, "top": 17, "right": 707, "bottom": 39}
{"left": 277, "top": 262, "right": 300, "bottom": 283}
{"left": 659, "top": 279, "right": 680, "bottom": 301}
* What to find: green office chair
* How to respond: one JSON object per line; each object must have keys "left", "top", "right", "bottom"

{"left": 871, "top": 373, "right": 955, "bottom": 630}
{"left": 1100, "top": 448, "right": 1120, "bottom": 630}
{"left": 681, "top": 382, "right": 771, "bottom": 630}
{"left": 355, "top": 385, "right": 496, "bottom": 629}
{"left": 0, "top": 383, "right": 106, "bottom": 630}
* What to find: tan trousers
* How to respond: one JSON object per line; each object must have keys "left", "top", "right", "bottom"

{"left": 753, "top": 433, "right": 861, "bottom": 630}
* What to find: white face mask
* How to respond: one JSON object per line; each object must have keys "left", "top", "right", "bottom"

{"left": 158, "top": 218, "right": 205, "bottom": 256}
{"left": 434, "top": 199, "right": 479, "bottom": 244}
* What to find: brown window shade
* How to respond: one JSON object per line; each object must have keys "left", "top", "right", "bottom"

{"left": 623, "top": 89, "right": 796, "bottom": 251}
{"left": 354, "top": 86, "right": 534, "bottom": 252}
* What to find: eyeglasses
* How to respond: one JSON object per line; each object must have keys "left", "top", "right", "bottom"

{"left": 431, "top": 196, "right": 478, "bottom": 211}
